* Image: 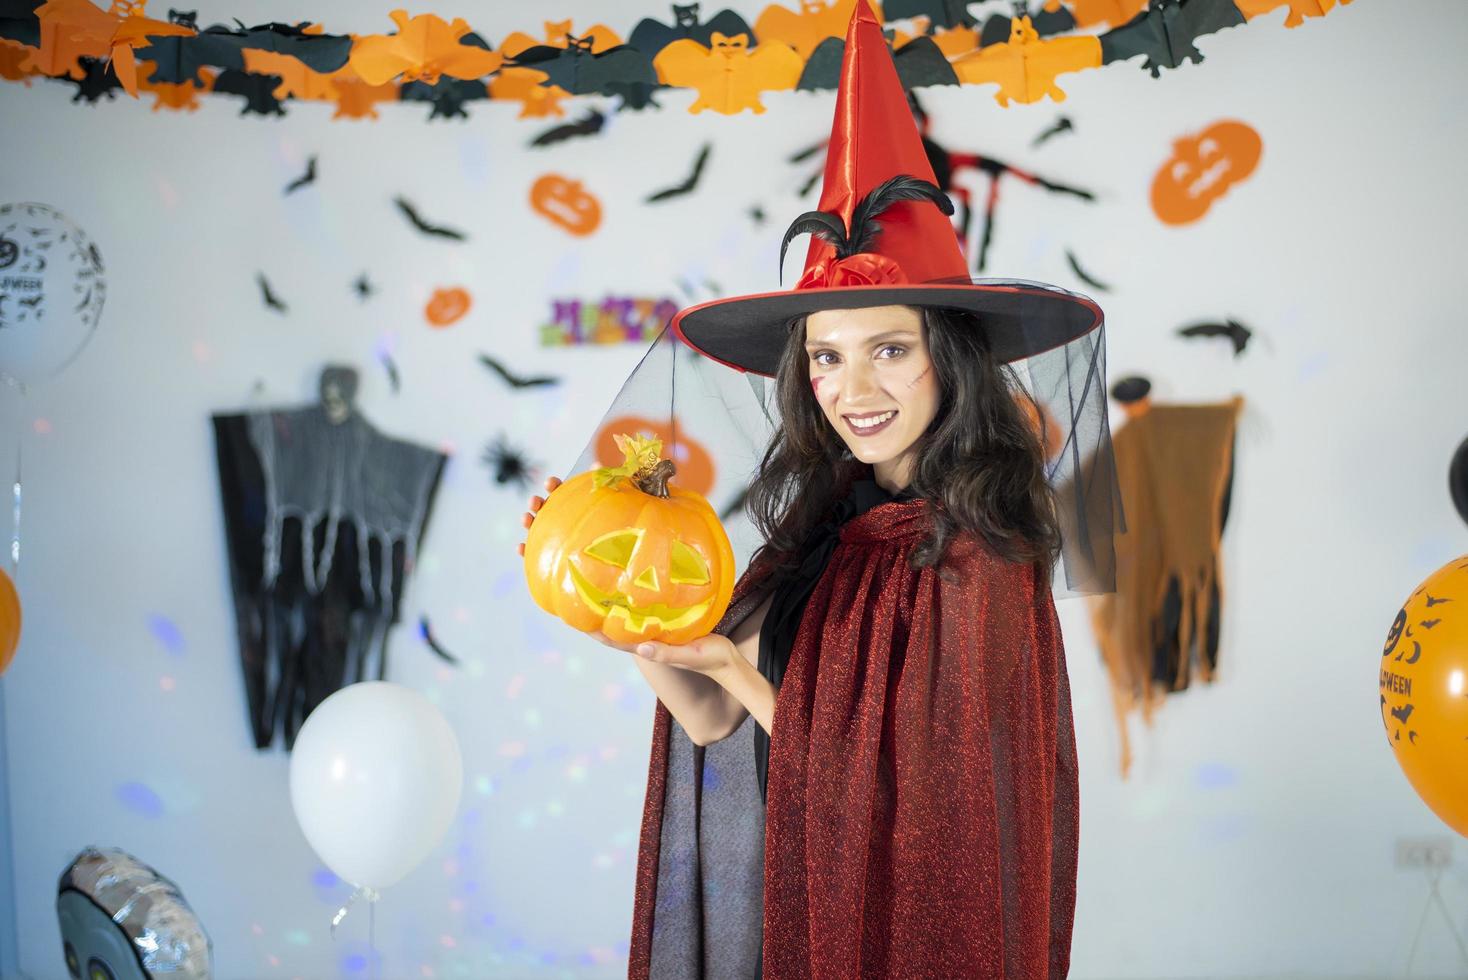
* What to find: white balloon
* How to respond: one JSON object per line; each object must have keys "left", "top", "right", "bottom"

{"left": 289, "top": 682, "right": 463, "bottom": 891}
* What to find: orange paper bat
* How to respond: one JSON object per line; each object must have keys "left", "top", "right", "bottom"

{"left": 0, "top": 38, "right": 37, "bottom": 83}
{"left": 27, "top": 0, "right": 119, "bottom": 78}
{"left": 137, "top": 65, "right": 212, "bottom": 112}
{"left": 330, "top": 77, "right": 402, "bottom": 120}
{"left": 499, "top": 19, "right": 622, "bottom": 59}
{"left": 1234, "top": 0, "right": 1353, "bottom": 29}
{"left": 244, "top": 47, "right": 360, "bottom": 103}
{"left": 349, "top": 9, "right": 502, "bottom": 86}
{"left": 653, "top": 32, "right": 803, "bottom": 115}
{"left": 952, "top": 15, "right": 1100, "bottom": 106}
{"left": 1067, "top": 0, "right": 1149, "bottom": 30}
{"left": 109, "top": 12, "right": 194, "bottom": 96}
{"left": 752, "top": 0, "right": 882, "bottom": 60}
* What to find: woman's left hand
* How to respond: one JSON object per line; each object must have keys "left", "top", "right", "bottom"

{"left": 634, "top": 634, "right": 739, "bottom": 678}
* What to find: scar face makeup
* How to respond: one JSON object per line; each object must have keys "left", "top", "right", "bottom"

{"left": 804, "top": 305, "right": 941, "bottom": 491}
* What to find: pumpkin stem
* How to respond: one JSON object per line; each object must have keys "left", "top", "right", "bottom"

{"left": 632, "top": 459, "right": 676, "bottom": 498}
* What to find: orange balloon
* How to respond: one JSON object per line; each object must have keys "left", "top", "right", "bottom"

{"left": 1379, "top": 554, "right": 1468, "bottom": 836}
{"left": 0, "top": 567, "right": 19, "bottom": 676}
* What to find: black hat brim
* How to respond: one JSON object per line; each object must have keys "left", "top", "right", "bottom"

{"left": 671, "top": 278, "right": 1104, "bottom": 377}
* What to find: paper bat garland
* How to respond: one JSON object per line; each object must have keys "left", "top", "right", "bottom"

{"left": 629, "top": 4, "right": 756, "bottom": 59}
{"left": 1100, "top": 0, "right": 1246, "bottom": 78}
{"left": 654, "top": 31, "right": 802, "bottom": 114}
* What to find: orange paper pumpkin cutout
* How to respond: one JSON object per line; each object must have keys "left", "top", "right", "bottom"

{"left": 653, "top": 32, "right": 803, "bottom": 115}
{"left": 594, "top": 415, "right": 716, "bottom": 498}
{"left": 1150, "top": 120, "right": 1262, "bottom": 226}
{"left": 952, "top": 15, "right": 1101, "bottom": 106}
{"left": 0, "top": 567, "right": 18, "bottom": 676}
{"left": 522, "top": 434, "right": 734, "bottom": 647}
{"left": 753, "top": 0, "right": 882, "bottom": 60}
{"left": 1379, "top": 556, "right": 1468, "bottom": 837}
{"left": 1235, "top": 0, "right": 1353, "bottom": 29}
{"left": 530, "top": 175, "right": 602, "bottom": 237}
{"left": 425, "top": 287, "right": 472, "bottom": 327}
{"left": 349, "top": 9, "right": 502, "bottom": 87}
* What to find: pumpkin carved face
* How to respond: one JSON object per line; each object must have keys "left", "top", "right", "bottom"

{"left": 1150, "top": 120, "right": 1262, "bottom": 226}
{"left": 523, "top": 434, "right": 733, "bottom": 645}
{"left": 530, "top": 174, "right": 602, "bottom": 237}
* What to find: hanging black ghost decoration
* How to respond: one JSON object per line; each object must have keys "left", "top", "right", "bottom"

{"left": 212, "top": 365, "right": 448, "bottom": 750}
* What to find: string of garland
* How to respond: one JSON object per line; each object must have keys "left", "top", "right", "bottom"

{"left": 0, "top": 0, "right": 1352, "bottom": 119}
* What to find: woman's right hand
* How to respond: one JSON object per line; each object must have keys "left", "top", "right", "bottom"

{"left": 517, "top": 475, "right": 562, "bottom": 558}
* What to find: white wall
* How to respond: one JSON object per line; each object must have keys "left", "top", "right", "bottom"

{"left": 2, "top": 1, "right": 1466, "bottom": 977}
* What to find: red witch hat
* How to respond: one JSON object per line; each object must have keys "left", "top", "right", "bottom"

{"left": 671, "top": 0, "right": 1102, "bottom": 378}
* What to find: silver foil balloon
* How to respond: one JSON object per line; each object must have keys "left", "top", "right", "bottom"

{"left": 57, "top": 847, "right": 211, "bottom": 980}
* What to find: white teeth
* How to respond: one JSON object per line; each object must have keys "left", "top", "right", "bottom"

{"left": 848, "top": 411, "right": 895, "bottom": 429}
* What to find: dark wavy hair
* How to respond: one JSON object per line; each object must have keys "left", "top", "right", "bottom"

{"left": 745, "top": 305, "right": 1061, "bottom": 584}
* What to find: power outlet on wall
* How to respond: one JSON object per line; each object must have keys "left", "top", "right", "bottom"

{"left": 1395, "top": 836, "right": 1455, "bottom": 870}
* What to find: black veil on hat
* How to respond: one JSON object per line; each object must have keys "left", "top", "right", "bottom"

{"left": 565, "top": 0, "right": 1119, "bottom": 597}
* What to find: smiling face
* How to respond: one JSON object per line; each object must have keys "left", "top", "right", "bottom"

{"left": 803, "top": 305, "right": 941, "bottom": 492}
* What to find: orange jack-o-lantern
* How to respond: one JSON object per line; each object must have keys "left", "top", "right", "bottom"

{"left": 523, "top": 434, "right": 734, "bottom": 646}
{"left": 530, "top": 174, "right": 602, "bottom": 237}
{"left": 593, "top": 415, "right": 716, "bottom": 497}
{"left": 425, "top": 287, "right": 472, "bottom": 327}
{"left": 1150, "top": 120, "right": 1262, "bottom": 226}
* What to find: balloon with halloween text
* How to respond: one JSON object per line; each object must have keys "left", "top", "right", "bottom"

{"left": 0, "top": 203, "right": 106, "bottom": 386}
{"left": 1379, "top": 555, "right": 1468, "bottom": 837}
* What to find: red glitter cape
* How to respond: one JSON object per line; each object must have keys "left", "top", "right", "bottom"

{"left": 627, "top": 498, "right": 1079, "bottom": 978}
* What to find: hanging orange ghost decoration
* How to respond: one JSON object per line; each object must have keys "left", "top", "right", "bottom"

{"left": 952, "top": 14, "right": 1101, "bottom": 106}
{"left": 523, "top": 434, "right": 734, "bottom": 646}
{"left": 424, "top": 287, "right": 472, "bottom": 327}
{"left": 594, "top": 415, "right": 716, "bottom": 498}
{"left": 753, "top": 0, "right": 882, "bottom": 60}
{"left": 1150, "top": 120, "right": 1263, "bottom": 226}
{"left": 653, "top": 31, "right": 803, "bottom": 114}
{"left": 349, "top": 10, "right": 502, "bottom": 86}
{"left": 530, "top": 175, "right": 602, "bottom": 236}
{"left": 1379, "top": 555, "right": 1468, "bottom": 836}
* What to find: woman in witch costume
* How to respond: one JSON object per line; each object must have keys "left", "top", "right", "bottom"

{"left": 520, "top": 4, "right": 1114, "bottom": 977}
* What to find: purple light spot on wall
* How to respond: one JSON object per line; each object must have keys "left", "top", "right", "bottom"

{"left": 312, "top": 868, "right": 340, "bottom": 888}
{"left": 343, "top": 954, "right": 367, "bottom": 973}
{"left": 115, "top": 782, "right": 164, "bottom": 818}
{"left": 1196, "top": 762, "right": 1237, "bottom": 789}
{"left": 147, "top": 615, "right": 185, "bottom": 657}
{"left": 493, "top": 570, "right": 519, "bottom": 598}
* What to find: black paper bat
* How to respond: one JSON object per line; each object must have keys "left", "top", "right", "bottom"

{"left": 511, "top": 36, "right": 659, "bottom": 110}
{"left": 0, "top": 0, "right": 42, "bottom": 47}
{"left": 212, "top": 69, "right": 285, "bottom": 115}
{"left": 168, "top": 9, "right": 199, "bottom": 30}
{"left": 256, "top": 272, "right": 287, "bottom": 313}
{"left": 478, "top": 354, "right": 559, "bottom": 389}
{"left": 352, "top": 273, "right": 374, "bottom": 301}
{"left": 882, "top": 0, "right": 978, "bottom": 29}
{"left": 393, "top": 196, "right": 466, "bottom": 241}
{"left": 646, "top": 143, "right": 711, "bottom": 202}
{"left": 1065, "top": 250, "right": 1110, "bottom": 291}
{"left": 530, "top": 109, "right": 607, "bottom": 147}
{"left": 1033, "top": 116, "right": 1074, "bottom": 147}
{"left": 979, "top": 5, "right": 1077, "bottom": 47}
{"left": 284, "top": 155, "right": 316, "bottom": 194}
{"left": 379, "top": 351, "right": 400, "bottom": 393}
{"left": 1100, "top": 0, "right": 1246, "bottom": 78}
{"left": 1177, "top": 318, "right": 1254, "bottom": 356}
{"left": 893, "top": 35, "right": 959, "bottom": 88}
{"left": 129, "top": 26, "right": 249, "bottom": 85}
{"left": 418, "top": 615, "right": 461, "bottom": 664}
{"left": 67, "top": 56, "right": 123, "bottom": 103}
{"left": 230, "top": 19, "right": 353, "bottom": 72}
{"left": 400, "top": 77, "right": 493, "bottom": 121}
{"left": 628, "top": 4, "right": 756, "bottom": 59}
